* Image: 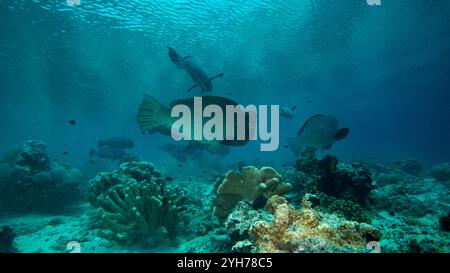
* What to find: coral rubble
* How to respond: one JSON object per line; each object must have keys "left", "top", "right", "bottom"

{"left": 88, "top": 161, "right": 189, "bottom": 246}
{"left": 212, "top": 166, "right": 292, "bottom": 221}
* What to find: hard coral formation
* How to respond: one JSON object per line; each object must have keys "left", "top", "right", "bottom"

{"left": 212, "top": 166, "right": 292, "bottom": 221}
{"left": 318, "top": 156, "right": 374, "bottom": 206}
{"left": 0, "top": 226, "right": 16, "bottom": 253}
{"left": 439, "top": 212, "right": 450, "bottom": 232}
{"left": 2, "top": 141, "right": 51, "bottom": 174}
{"left": 88, "top": 161, "right": 189, "bottom": 246}
{"left": 0, "top": 140, "right": 84, "bottom": 214}
{"left": 391, "top": 159, "right": 423, "bottom": 175}
{"left": 370, "top": 176, "right": 446, "bottom": 218}
{"left": 248, "top": 196, "right": 381, "bottom": 253}
{"left": 290, "top": 155, "right": 374, "bottom": 206}
{"left": 320, "top": 195, "right": 371, "bottom": 223}
{"left": 429, "top": 162, "right": 450, "bottom": 182}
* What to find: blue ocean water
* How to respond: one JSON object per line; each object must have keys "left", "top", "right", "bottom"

{"left": 0, "top": 0, "right": 449, "bottom": 253}
{"left": 1, "top": 0, "right": 449, "bottom": 167}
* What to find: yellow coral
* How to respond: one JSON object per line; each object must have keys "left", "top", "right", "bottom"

{"left": 213, "top": 166, "right": 292, "bottom": 221}
{"left": 249, "top": 196, "right": 381, "bottom": 253}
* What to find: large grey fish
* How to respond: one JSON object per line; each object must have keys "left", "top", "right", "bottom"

{"left": 287, "top": 114, "right": 350, "bottom": 157}
{"left": 157, "top": 143, "right": 191, "bottom": 162}
{"left": 89, "top": 147, "right": 127, "bottom": 160}
{"left": 158, "top": 141, "right": 224, "bottom": 162}
{"left": 136, "top": 94, "right": 253, "bottom": 152}
{"left": 97, "top": 137, "right": 134, "bottom": 149}
{"left": 167, "top": 46, "right": 223, "bottom": 93}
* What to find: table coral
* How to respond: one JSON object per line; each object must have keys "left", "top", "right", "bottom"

{"left": 212, "top": 166, "right": 292, "bottom": 221}
{"left": 88, "top": 161, "right": 189, "bottom": 246}
{"left": 248, "top": 196, "right": 381, "bottom": 253}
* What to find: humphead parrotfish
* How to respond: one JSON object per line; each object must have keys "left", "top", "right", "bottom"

{"left": 136, "top": 94, "right": 253, "bottom": 153}
{"left": 287, "top": 114, "right": 350, "bottom": 157}
{"left": 97, "top": 137, "right": 135, "bottom": 149}
{"left": 167, "top": 46, "right": 223, "bottom": 93}
{"left": 89, "top": 147, "right": 127, "bottom": 161}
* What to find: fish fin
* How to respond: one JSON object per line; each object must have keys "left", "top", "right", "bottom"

{"left": 136, "top": 94, "right": 172, "bottom": 136}
{"left": 187, "top": 85, "right": 198, "bottom": 92}
{"left": 287, "top": 137, "right": 303, "bottom": 157}
{"left": 208, "top": 73, "right": 224, "bottom": 84}
{"left": 335, "top": 128, "right": 350, "bottom": 140}
{"left": 323, "top": 144, "right": 333, "bottom": 150}
{"left": 89, "top": 148, "right": 96, "bottom": 157}
{"left": 291, "top": 105, "right": 298, "bottom": 111}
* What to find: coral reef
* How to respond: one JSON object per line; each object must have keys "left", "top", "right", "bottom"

{"left": 439, "top": 212, "right": 450, "bottom": 232}
{"left": 429, "top": 162, "right": 450, "bottom": 182}
{"left": 1, "top": 140, "right": 51, "bottom": 174}
{"left": 212, "top": 166, "right": 292, "bottom": 221}
{"left": 317, "top": 156, "right": 374, "bottom": 206}
{"left": 0, "top": 140, "right": 85, "bottom": 214}
{"left": 289, "top": 155, "right": 374, "bottom": 206}
{"left": 370, "top": 176, "right": 447, "bottom": 218}
{"left": 371, "top": 211, "right": 449, "bottom": 253}
{"left": 88, "top": 161, "right": 189, "bottom": 246}
{"left": 368, "top": 161, "right": 449, "bottom": 253}
{"left": 0, "top": 226, "right": 17, "bottom": 253}
{"left": 390, "top": 159, "right": 423, "bottom": 175}
{"left": 374, "top": 172, "right": 404, "bottom": 186}
{"left": 226, "top": 196, "right": 381, "bottom": 253}
{"left": 320, "top": 195, "right": 371, "bottom": 223}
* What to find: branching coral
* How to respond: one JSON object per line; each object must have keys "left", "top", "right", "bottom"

{"left": 88, "top": 161, "right": 189, "bottom": 245}
{"left": 7, "top": 140, "right": 51, "bottom": 174}
{"left": 212, "top": 166, "right": 292, "bottom": 221}
{"left": 248, "top": 196, "right": 381, "bottom": 253}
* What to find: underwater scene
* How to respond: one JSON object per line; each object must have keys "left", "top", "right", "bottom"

{"left": 0, "top": 0, "right": 449, "bottom": 254}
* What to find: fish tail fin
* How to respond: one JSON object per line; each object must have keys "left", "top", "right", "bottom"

{"left": 89, "top": 148, "right": 96, "bottom": 157}
{"left": 208, "top": 73, "right": 224, "bottom": 83}
{"left": 137, "top": 94, "right": 172, "bottom": 135}
{"left": 167, "top": 46, "right": 186, "bottom": 69}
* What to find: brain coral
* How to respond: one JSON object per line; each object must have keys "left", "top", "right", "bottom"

{"left": 212, "top": 166, "right": 292, "bottom": 221}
